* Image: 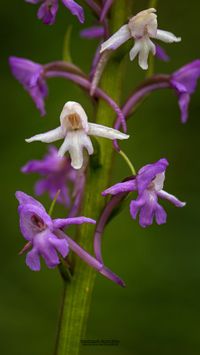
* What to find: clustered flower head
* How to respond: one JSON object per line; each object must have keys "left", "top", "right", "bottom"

{"left": 26, "top": 0, "right": 84, "bottom": 25}
{"left": 103, "top": 159, "right": 185, "bottom": 228}
{"left": 25, "top": 101, "right": 129, "bottom": 169}
{"left": 10, "top": 4, "right": 197, "bottom": 286}
{"left": 100, "top": 8, "right": 181, "bottom": 70}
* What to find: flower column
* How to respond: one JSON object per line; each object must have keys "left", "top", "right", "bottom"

{"left": 55, "top": 1, "right": 132, "bottom": 355}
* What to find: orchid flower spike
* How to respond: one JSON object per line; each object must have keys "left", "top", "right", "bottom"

{"left": 26, "top": 101, "right": 129, "bottom": 170}
{"left": 100, "top": 8, "right": 181, "bottom": 70}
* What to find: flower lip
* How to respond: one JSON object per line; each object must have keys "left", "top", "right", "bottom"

{"left": 60, "top": 101, "right": 89, "bottom": 133}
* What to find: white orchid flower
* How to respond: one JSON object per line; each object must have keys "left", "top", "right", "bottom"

{"left": 100, "top": 8, "right": 181, "bottom": 70}
{"left": 26, "top": 101, "right": 129, "bottom": 170}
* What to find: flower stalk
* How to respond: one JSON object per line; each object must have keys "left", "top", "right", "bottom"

{"left": 55, "top": 2, "right": 132, "bottom": 355}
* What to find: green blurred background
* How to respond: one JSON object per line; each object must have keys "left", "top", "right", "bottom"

{"left": 1, "top": 1, "right": 200, "bottom": 354}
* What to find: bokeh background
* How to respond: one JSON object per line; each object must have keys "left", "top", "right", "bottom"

{"left": 1, "top": 1, "right": 200, "bottom": 354}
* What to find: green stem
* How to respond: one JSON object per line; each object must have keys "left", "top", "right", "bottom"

{"left": 55, "top": 2, "right": 132, "bottom": 355}
{"left": 118, "top": 150, "right": 136, "bottom": 176}
{"left": 48, "top": 190, "right": 61, "bottom": 217}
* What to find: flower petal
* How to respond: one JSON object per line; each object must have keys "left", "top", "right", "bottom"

{"left": 177, "top": 92, "right": 191, "bottom": 123}
{"left": 34, "top": 178, "right": 49, "bottom": 196}
{"left": 62, "top": 0, "right": 84, "bottom": 23}
{"left": 171, "top": 60, "right": 200, "bottom": 94}
{"left": 60, "top": 101, "right": 89, "bottom": 133}
{"left": 130, "top": 196, "right": 145, "bottom": 220}
{"left": 153, "top": 172, "right": 165, "bottom": 191}
{"left": 102, "top": 180, "right": 136, "bottom": 196}
{"left": 158, "top": 190, "right": 186, "bottom": 207}
{"left": 154, "top": 203, "right": 167, "bottom": 225}
{"left": 129, "top": 40, "right": 142, "bottom": 61}
{"left": 138, "top": 38, "right": 155, "bottom": 70}
{"left": 137, "top": 158, "right": 168, "bottom": 193}
{"left": 80, "top": 26, "right": 104, "bottom": 39}
{"left": 16, "top": 191, "right": 45, "bottom": 210}
{"left": 58, "top": 132, "right": 82, "bottom": 169}
{"left": 48, "top": 237, "right": 69, "bottom": 258}
{"left": 26, "top": 126, "right": 64, "bottom": 143}
{"left": 88, "top": 122, "right": 129, "bottom": 140}
{"left": 53, "top": 216, "right": 96, "bottom": 229}
{"left": 26, "top": 248, "right": 41, "bottom": 271}
{"left": 37, "top": 0, "right": 58, "bottom": 25}
{"left": 18, "top": 204, "right": 52, "bottom": 241}
{"left": 100, "top": 24, "right": 131, "bottom": 52}
{"left": 139, "top": 200, "right": 155, "bottom": 228}
{"left": 41, "top": 244, "right": 60, "bottom": 268}
{"left": 155, "top": 44, "right": 170, "bottom": 62}
{"left": 9, "top": 56, "right": 47, "bottom": 116}
{"left": 155, "top": 29, "right": 181, "bottom": 43}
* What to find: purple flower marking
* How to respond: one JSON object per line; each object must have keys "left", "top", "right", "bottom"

{"left": 16, "top": 191, "right": 125, "bottom": 286}
{"left": 103, "top": 159, "right": 185, "bottom": 228}
{"left": 9, "top": 56, "right": 48, "bottom": 116}
{"left": 26, "top": 0, "right": 84, "bottom": 25}
{"left": 170, "top": 60, "right": 200, "bottom": 123}
{"left": 21, "top": 146, "right": 77, "bottom": 207}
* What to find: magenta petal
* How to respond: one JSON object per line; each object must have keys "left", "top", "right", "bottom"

{"left": 130, "top": 197, "right": 145, "bottom": 220}
{"left": 41, "top": 244, "right": 60, "bottom": 268}
{"left": 53, "top": 216, "right": 96, "bottom": 229}
{"left": 26, "top": 248, "right": 41, "bottom": 271}
{"left": 137, "top": 159, "right": 168, "bottom": 194}
{"left": 9, "top": 56, "right": 47, "bottom": 116}
{"left": 80, "top": 26, "right": 104, "bottom": 39}
{"left": 102, "top": 179, "right": 137, "bottom": 196}
{"left": 177, "top": 92, "right": 191, "bottom": 123}
{"left": 34, "top": 178, "right": 48, "bottom": 196}
{"left": 37, "top": 0, "right": 58, "bottom": 25}
{"left": 170, "top": 60, "right": 200, "bottom": 123}
{"left": 155, "top": 44, "right": 170, "bottom": 62}
{"left": 139, "top": 202, "right": 155, "bottom": 228}
{"left": 22, "top": 147, "right": 76, "bottom": 207}
{"left": 18, "top": 204, "right": 53, "bottom": 241}
{"left": 49, "top": 237, "right": 69, "bottom": 257}
{"left": 154, "top": 204, "right": 167, "bottom": 225}
{"left": 172, "top": 60, "right": 200, "bottom": 94}
{"left": 16, "top": 191, "right": 45, "bottom": 210}
{"left": 62, "top": 0, "right": 84, "bottom": 23}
